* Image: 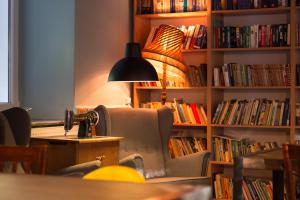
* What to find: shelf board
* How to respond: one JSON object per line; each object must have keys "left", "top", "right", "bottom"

{"left": 211, "top": 124, "right": 290, "bottom": 129}
{"left": 210, "top": 161, "right": 233, "bottom": 166}
{"left": 296, "top": 6, "right": 300, "bottom": 10}
{"left": 136, "top": 11, "right": 207, "bottom": 19}
{"left": 173, "top": 123, "right": 207, "bottom": 127}
{"left": 135, "top": 86, "right": 207, "bottom": 90}
{"left": 182, "top": 49, "right": 207, "bottom": 53}
{"left": 212, "top": 47, "right": 290, "bottom": 52}
{"left": 295, "top": 126, "right": 300, "bottom": 129}
{"left": 212, "top": 7, "right": 290, "bottom": 15}
{"left": 296, "top": 86, "right": 300, "bottom": 89}
{"left": 212, "top": 86, "right": 290, "bottom": 90}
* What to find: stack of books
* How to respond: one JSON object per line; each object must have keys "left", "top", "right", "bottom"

{"left": 173, "top": 98, "right": 207, "bottom": 124}
{"left": 178, "top": 24, "right": 207, "bottom": 49}
{"left": 214, "top": 24, "right": 290, "bottom": 48}
{"left": 212, "top": 98, "right": 290, "bottom": 126}
{"left": 137, "top": 0, "right": 207, "bottom": 15}
{"left": 187, "top": 64, "right": 207, "bottom": 86}
{"left": 213, "top": 64, "right": 291, "bottom": 87}
{"left": 168, "top": 136, "right": 207, "bottom": 158}
{"left": 140, "top": 99, "right": 208, "bottom": 125}
{"left": 212, "top": 135, "right": 279, "bottom": 162}
{"left": 214, "top": 174, "right": 274, "bottom": 200}
{"left": 212, "top": 0, "right": 290, "bottom": 10}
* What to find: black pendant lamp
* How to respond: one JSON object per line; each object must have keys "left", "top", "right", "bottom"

{"left": 108, "top": 0, "right": 158, "bottom": 82}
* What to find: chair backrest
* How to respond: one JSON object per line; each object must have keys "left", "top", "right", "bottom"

{"left": 1, "top": 107, "right": 31, "bottom": 146}
{"left": 283, "top": 143, "right": 300, "bottom": 200}
{"left": 0, "top": 145, "right": 47, "bottom": 174}
{"left": 95, "top": 105, "right": 173, "bottom": 179}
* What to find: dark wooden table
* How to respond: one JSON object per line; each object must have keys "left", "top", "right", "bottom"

{"left": 0, "top": 174, "right": 210, "bottom": 200}
{"left": 239, "top": 148, "right": 284, "bottom": 200}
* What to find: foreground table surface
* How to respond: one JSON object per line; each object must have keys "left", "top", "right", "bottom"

{"left": 0, "top": 174, "right": 208, "bottom": 200}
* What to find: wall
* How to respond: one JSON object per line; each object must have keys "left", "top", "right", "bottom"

{"left": 74, "top": 0, "right": 130, "bottom": 108}
{"left": 20, "top": 0, "right": 131, "bottom": 120}
{"left": 20, "top": 0, "right": 75, "bottom": 120}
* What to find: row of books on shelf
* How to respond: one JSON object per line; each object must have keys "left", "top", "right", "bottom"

{"left": 137, "top": 0, "right": 207, "bottom": 15}
{"left": 212, "top": 0, "right": 290, "bottom": 11}
{"left": 168, "top": 136, "right": 207, "bottom": 158}
{"left": 140, "top": 99, "right": 208, "bottom": 125}
{"left": 214, "top": 174, "right": 275, "bottom": 200}
{"left": 212, "top": 135, "right": 278, "bottom": 162}
{"left": 214, "top": 24, "right": 290, "bottom": 48}
{"left": 213, "top": 64, "right": 291, "bottom": 87}
{"left": 212, "top": 98, "right": 290, "bottom": 126}
{"left": 139, "top": 79, "right": 186, "bottom": 87}
{"left": 178, "top": 24, "right": 207, "bottom": 49}
{"left": 187, "top": 64, "right": 207, "bottom": 86}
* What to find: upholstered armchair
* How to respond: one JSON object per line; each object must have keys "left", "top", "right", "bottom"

{"left": 95, "top": 105, "right": 211, "bottom": 186}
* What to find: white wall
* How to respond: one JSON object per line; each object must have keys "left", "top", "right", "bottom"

{"left": 75, "top": 0, "right": 130, "bottom": 108}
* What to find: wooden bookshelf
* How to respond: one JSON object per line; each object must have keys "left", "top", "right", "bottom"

{"left": 211, "top": 124, "right": 291, "bottom": 129}
{"left": 212, "top": 86, "right": 291, "bottom": 90}
{"left": 210, "top": 161, "right": 234, "bottom": 166}
{"left": 211, "top": 47, "right": 291, "bottom": 52}
{"left": 182, "top": 49, "right": 207, "bottom": 53}
{"left": 211, "top": 7, "right": 290, "bottom": 15}
{"left": 173, "top": 123, "right": 207, "bottom": 127}
{"left": 136, "top": 11, "right": 207, "bottom": 19}
{"left": 133, "top": 0, "right": 296, "bottom": 198}
{"left": 135, "top": 86, "right": 207, "bottom": 90}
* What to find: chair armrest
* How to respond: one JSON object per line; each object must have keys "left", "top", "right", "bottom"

{"left": 165, "top": 151, "right": 210, "bottom": 177}
{"left": 119, "top": 153, "right": 145, "bottom": 177}
{"left": 50, "top": 160, "right": 101, "bottom": 177}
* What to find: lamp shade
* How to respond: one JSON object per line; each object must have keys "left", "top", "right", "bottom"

{"left": 108, "top": 43, "right": 158, "bottom": 82}
{"left": 142, "top": 24, "right": 187, "bottom": 80}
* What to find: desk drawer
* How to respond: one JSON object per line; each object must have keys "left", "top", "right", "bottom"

{"left": 77, "top": 141, "right": 119, "bottom": 166}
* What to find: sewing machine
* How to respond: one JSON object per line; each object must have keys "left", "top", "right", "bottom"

{"left": 64, "top": 109, "right": 99, "bottom": 138}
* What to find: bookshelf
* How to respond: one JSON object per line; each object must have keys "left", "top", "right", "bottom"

{"left": 133, "top": 0, "right": 296, "bottom": 198}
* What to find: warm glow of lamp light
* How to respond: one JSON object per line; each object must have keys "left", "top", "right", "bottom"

{"left": 142, "top": 24, "right": 187, "bottom": 104}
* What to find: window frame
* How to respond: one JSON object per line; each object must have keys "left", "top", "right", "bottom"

{"left": 0, "top": 0, "right": 19, "bottom": 111}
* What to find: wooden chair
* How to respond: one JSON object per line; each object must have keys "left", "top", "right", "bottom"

{"left": 283, "top": 144, "right": 300, "bottom": 200}
{"left": 0, "top": 145, "right": 47, "bottom": 174}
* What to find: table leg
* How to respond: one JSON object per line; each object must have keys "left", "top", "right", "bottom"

{"left": 273, "top": 170, "right": 284, "bottom": 200}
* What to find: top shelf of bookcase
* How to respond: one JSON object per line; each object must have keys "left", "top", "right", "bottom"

{"left": 135, "top": 11, "right": 207, "bottom": 19}
{"left": 211, "top": 7, "right": 290, "bottom": 15}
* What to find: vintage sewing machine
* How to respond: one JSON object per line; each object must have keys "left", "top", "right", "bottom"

{"left": 64, "top": 109, "right": 99, "bottom": 138}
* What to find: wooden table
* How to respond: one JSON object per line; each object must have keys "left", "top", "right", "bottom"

{"left": 236, "top": 149, "right": 284, "bottom": 200}
{"left": 30, "top": 135, "right": 122, "bottom": 173}
{"left": 0, "top": 174, "right": 210, "bottom": 200}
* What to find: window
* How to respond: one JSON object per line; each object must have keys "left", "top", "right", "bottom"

{"left": 0, "top": 0, "right": 18, "bottom": 110}
{"left": 0, "top": 0, "right": 9, "bottom": 103}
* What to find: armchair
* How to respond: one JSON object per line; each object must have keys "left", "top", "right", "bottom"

{"left": 95, "top": 105, "right": 211, "bottom": 186}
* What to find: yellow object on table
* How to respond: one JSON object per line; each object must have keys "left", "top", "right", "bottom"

{"left": 83, "top": 166, "right": 145, "bottom": 183}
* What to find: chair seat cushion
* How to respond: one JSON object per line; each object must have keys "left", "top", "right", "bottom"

{"left": 146, "top": 176, "right": 210, "bottom": 186}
